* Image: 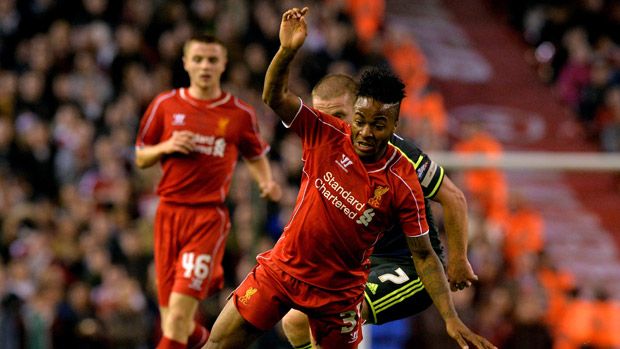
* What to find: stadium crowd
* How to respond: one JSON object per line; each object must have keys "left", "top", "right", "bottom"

{"left": 0, "top": 0, "right": 618, "bottom": 348}
{"left": 508, "top": 0, "right": 620, "bottom": 153}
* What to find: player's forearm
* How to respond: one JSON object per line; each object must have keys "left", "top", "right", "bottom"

{"left": 135, "top": 144, "right": 165, "bottom": 169}
{"left": 245, "top": 155, "right": 273, "bottom": 189}
{"left": 262, "top": 47, "right": 301, "bottom": 124}
{"left": 435, "top": 177, "right": 469, "bottom": 261}
{"left": 407, "top": 237, "right": 459, "bottom": 321}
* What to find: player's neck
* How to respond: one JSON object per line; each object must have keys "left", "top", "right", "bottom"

{"left": 187, "top": 84, "right": 222, "bottom": 100}
{"left": 360, "top": 146, "right": 388, "bottom": 163}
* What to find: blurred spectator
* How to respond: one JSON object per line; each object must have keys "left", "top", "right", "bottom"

{"left": 502, "top": 192, "right": 545, "bottom": 275}
{"left": 556, "top": 27, "right": 592, "bottom": 110}
{"left": 453, "top": 121, "right": 508, "bottom": 232}
{"left": 597, "top": 85, "right": 620, "bottom": 152}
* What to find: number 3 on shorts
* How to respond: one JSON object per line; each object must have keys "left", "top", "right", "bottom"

{"left": 340, "top": 302, "right": 362, "bottom": 333}
{"left": 182, "top": 252, "right": 212, "bottom": 279}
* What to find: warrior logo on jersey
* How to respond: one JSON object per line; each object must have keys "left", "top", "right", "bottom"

{"left": 172, "top": 113, "right": 186, "bottom": 125}
{"left": 336, "top": 154, "right": 354, "bottom": 172}
{"left": 368, "top": 186, "right": 389, "bottom": 208}
{"left": 217, "top": 118, "right": 229, "bottom": 136}
{"left": 239, "top": 287, "right": 257, "bottom": 305}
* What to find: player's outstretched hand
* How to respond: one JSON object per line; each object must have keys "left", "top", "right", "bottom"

{"left": 448, "top": 257, "right": 478, "bottom": 291}
{"left": 445, "top": 317, "right": 497, "bottom": 349}
{"left": 260, "top": 180, "right": 282, "bottom": 202}
{"left": 163, "top": 130, "right": 195, "bottom": 155}
{"left": 279, "top": 7, "right": 309, "bottom": 50}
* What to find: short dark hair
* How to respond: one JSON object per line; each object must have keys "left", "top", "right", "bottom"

{"left": 357, "top": 67, "right": 406, "bottom": 104}
{"left": 312, "top": 74, "right": 358, "bottom": 100}
{"left": 183, "top": 33, "right": 226, "bottom": 54}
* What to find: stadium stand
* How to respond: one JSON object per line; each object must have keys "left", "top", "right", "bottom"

{"left": 0, "top": 0, "right": 619, "bottom": 348}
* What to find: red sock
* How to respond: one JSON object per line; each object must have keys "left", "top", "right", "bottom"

{"left": 157, "top": 336, "right": 186, "bottom": 349}
{"left": 187, "top": 322, "right": 210, "bottom": 349}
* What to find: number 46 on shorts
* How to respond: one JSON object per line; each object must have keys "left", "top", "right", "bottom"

{"left": 182, "top": 252, "right": 212, "bottom": 279}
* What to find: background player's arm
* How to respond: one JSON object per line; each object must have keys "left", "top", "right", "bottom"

{"left": 244, "top": 155, "right": 282, "bottom": 201}
{"left": 406, "top": 235, "right": 497, "bottom": 349}
{"left": 135, "top": 130, "right": 195, "bottom": 169}
{"left": 262, "top": 7, "right": 308, "bottom": 124}
{"left": 433, "top": 175, "right": 478, "bottom": 291}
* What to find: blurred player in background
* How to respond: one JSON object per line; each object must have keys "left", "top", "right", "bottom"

{"left": 281, "top": 74, "right": 485, "bottom": 348}
{"left": 204, "top": 7, "right": 494, "bottom": 349}
{"left": 135, "top": 34, "right": 280, "bottom": 349}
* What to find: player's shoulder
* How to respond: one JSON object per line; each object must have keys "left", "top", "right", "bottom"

{"left": 225, "top": 93, "right": 258, "bottom": 117}
{"left": 305, "top": 103, "right": 348, "bottom": 129}
{"left": 143, "top": 89, "right": 179, "bottom": 116}
{"left": 387, "top": 144, "right": 419, "bottom": 178}
{"left": 390, "top": 134, "right": 423, "bottom": 162}
{"left": 153, "top": 89, "right": 179, "bottom": 104}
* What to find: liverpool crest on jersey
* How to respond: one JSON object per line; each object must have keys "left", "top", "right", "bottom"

{"left": 368, "top": 186, "right": 389, "bottom": 208}
{"left": 217, "top": 118, "right": 230, "bottom": 136}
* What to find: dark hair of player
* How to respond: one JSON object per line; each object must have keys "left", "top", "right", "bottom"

{"left": 357, "top": 67, "right": 406, "bottom": 105}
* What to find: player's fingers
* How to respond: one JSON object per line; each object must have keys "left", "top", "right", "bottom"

{"left": 288, "top": 7, "right": 300, "bottom": 18}
{"left": 176, "top": 130, "right": 194, "bottom": 137}
{"left": 172, "top": 145, "right": 190, "bottom": 154}
{"left": 453, "top": 334, "right": 469, "bottom": 349}
{"left": 175, "top": 139, "right": 194, "bottom": 152}
{"left": 469, "top": 334, "right": 497, "bottom": 349}
{"left": 300, "top": 7, "right": 309, "bottom": 15}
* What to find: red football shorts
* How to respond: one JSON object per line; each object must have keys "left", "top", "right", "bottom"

{"left": 233, "top": 262, "right": 364, "bottom": 348}
{"left": 154, "top": 201, "right": 231, "bottom": 306}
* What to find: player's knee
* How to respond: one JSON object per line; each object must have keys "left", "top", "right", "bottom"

{"left": 361, "top": 300, "right": 371, "bottom": 322}
{"left": 164, "top": 309, "right": 193, "bottom": 336}
{"left": 281, "top": 310, "right": 310, "bottom": 343}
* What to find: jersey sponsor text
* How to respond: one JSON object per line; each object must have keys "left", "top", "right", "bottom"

{"left": 315, "top": 171, "right": 364, "bottom": 219}
{"left": 192, "top": 133, "right": 226, "bottom": 157}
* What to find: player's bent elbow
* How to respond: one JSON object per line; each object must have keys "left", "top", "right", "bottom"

{"left": 262, "top": 91, "right": 280, "bottom": 110}
{"left": 134, "top": 157, "right": 150, "bottom": 169}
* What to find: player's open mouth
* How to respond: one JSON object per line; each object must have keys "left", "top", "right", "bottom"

{"left": 355, "top": 141, "right": 375, "bottom": 153}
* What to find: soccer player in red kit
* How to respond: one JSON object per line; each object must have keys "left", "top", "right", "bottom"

{"left": 204, "top": 7, "right": 491, "bottom": 349}
{"left": 282, "top": 75, "right": 496, "bottom": 349}
{"left": 135, "top": 34, "right": 280, "bottom": 349}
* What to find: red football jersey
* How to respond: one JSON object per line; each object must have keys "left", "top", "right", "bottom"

{"left": 258, "top": 102, "right": 429, "bottom": 291}
{"left": 136, "top": 88, "right": 268, "bottom": 205}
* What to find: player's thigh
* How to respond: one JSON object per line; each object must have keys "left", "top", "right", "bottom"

{"left": 364, "top": 258, "right": 432, "bottom": 325}
{"left": 281, "top": 309, "right": 311, "bottom": 341}
{"left": 207, "top": 298, "right": 264, "bottom": 348}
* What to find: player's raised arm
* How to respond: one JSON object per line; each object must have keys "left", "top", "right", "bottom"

{"left": 262, "top": 7, "right": 308, "bottom": 124}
